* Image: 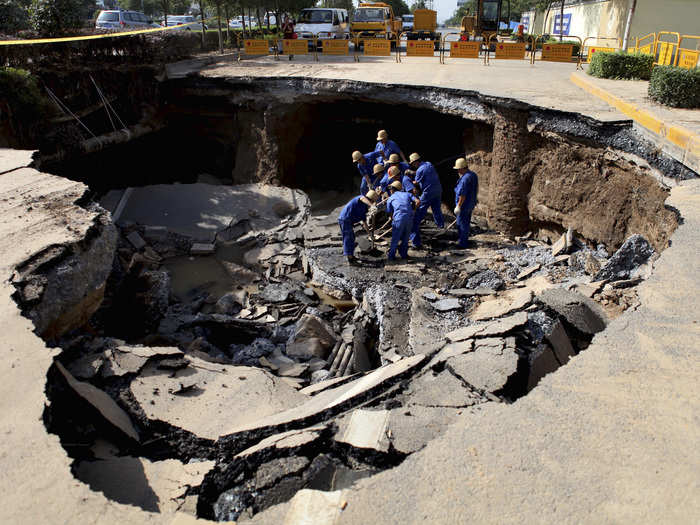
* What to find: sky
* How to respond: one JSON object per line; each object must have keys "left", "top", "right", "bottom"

{"left": 434, "top": 0, "right": 460, "bottom": 23}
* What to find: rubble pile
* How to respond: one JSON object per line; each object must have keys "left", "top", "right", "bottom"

{"left": 38, "top": 184, "right": 661, "bottom": 521}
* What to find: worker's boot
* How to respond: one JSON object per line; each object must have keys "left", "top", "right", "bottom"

{"left": 347, "top": 255, "right": 359, "bottom": 266}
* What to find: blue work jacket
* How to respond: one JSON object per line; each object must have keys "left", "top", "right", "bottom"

{"left": 386, "top": 191, "right": 415, "bottom": 223}
{"left": 339, "top": 196, "right": 370, "bottom": 224}
{"left": 374, "top": 140, "right": 401, "bottom": 161}
{"left": 455, "top": 170, "right": 478, "bottom": 210}
{"left": 415, "top": 161, "right": 442, "bottom": 198}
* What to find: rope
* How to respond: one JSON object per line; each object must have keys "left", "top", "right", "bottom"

{"left": 44, "top": 86, "right": 96, "bottom": 138}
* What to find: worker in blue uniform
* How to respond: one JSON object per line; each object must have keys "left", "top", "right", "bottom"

{"left": 408, "top": 152, "right": 444, "bottom": 249}
{"left": 386, "top": 181, "right": 418, "bottom": 261}
{"left": 375, "top": 130, "right": 407, "bottom": 163}
{"left": 453, "top": 158, "right": 479, "bottom": 248}
{"left": 352, "top": 150, "right": 383, "bottom": 194}
{"left": 338, "top": 190, "right": 379, "bottom": 265}
{"left": 384, "top": 155, "right": 415, "bottom": 194}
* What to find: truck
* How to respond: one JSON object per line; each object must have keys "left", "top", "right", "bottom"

{"left": 403, "top": 9, "right": 440, "bottom": 50}
{"left": 351, "top": 2, "right": 402, "bottom": 47}
{"left": 461, "top": 0, "right": 502, "bottom": 43}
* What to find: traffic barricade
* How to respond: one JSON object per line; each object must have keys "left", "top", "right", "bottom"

{"left": 536, "top": 35, "right": 581, "bottom": 66}
{"left": 319, "top": 36, "right": 350, "bottom": 57}
{"left": 355, "top": 32, "right": 399, "bottom": 63}
{"left": 633, "top": 32, "right": 656, "bottom": 55}
{"left": 676, "top": 34, "right": 700, "bottom": 69}
{"left": 281, "top": 37, "right": 318, "bottom": 61}
{"left": 397, "top": 31, "right": 440, "bottom": 63}
{"left": 581, "top": 36, "right": 622, "bottom": 68}
{"left": 485, "top": 34, "right": 527, "bottom": 65}
{"left": 439, "top": 32, "right": 480, "bottom": 64}
{"left": 654, "top": 31, "right": 680, "bottom": 66}
{"left": 240, "top": 37, "right": 273, "bottom": 61}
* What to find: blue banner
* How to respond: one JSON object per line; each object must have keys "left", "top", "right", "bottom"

{"left": 553, "top": 13, "right": 572, "bottom": 36}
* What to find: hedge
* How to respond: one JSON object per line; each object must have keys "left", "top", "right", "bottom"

{"left": 648, "top": 65, "right": 700, "bottom": 108}
{"left": 588, "top": 50, "right": 654, "bottom": 80}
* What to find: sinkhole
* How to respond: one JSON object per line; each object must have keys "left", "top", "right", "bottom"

{"left": 10, "top": 76, "right": 690, "bottom": 521}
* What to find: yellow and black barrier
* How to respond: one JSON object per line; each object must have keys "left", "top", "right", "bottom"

{"left": 352, "top": 32, "right": 399, "bottom": 63}
{"left": 631, "top": 32, "right": 656, "bottom": 55}
{"left": 397, "top": 31, "right": 440, "bottom": 63}
{"left": 439, "top": 33, "right": 480, "bottom": 64}
{"left": 534, "top": 35, "right": 581, "bottom": 66}
{"left": 581, "top": 36, "right": 622, "bottom": 67}
{"left": 485, "top": 34, "right": 528, "bottom": 65}
{"left": 654, "top": 31, "right": 680, "bottom": 66}
{"left": 677, "top": 35, "right": 700, "bottom": 69}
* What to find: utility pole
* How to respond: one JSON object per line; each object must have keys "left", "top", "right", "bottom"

{"left": 559, "top": 0, "right": 564, "bottom": 41}
{"left": 622, "top": 0, "right": 637, "bottom": 51}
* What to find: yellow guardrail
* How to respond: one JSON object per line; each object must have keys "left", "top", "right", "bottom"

{"left": 534, "top": 35, "right": 581, "bottom": 66}
{"left": 581, "top": 36, "right": 622, "bottom": 67}
{"left": 0, "top": 18, "right": 218, "bottom": 46}
{"left": 397, "top": 31, "right": 440, "bottom": 63}
{"left": 632, "top": 32, "right": 656, "bottom": 54}
{"left": 676, "top": 34, "right": 700, "bottom": 69}
{"left": 654, "top": 31, "right": 680, "bottom": 66}
{"left": 485, "top": 34, "right": 529, "bottom": 65}
{"left": 439, "top": 32, "right": 480, "bottom": 64}
{"left": 351, "top": 32, "right": 399, "bottom": 63}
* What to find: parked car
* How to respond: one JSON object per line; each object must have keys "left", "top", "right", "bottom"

{"left": 294, "top": 8, "right": 350, "bottom": 43}
{"left": 162, "top": 15, "right": 206, "bottom": 31}
{"left": 229, "top": 18, "right": 243, "bottom": 29}
{"left": 96, "top": 9, "right": 154, "bottom": 31}
{"left": 402, "top": 14, "right": 414, "bottom": 31}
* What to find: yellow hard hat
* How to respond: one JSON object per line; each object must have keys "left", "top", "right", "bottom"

{"left": 388, "top": 166, "right": 400, "bottom": 177}
{"left": 376, "top": 129, "right": 388, "bottom": 141}
{"left": 352, "top": 151, "right": 363, "bottom": 162}
{"left": 388, "top": 153, "right": 400, "bottom": 163}
{"left": 373, "top": 163, "right": 385, "bottom": 174}
{"left": 409, "top": 152, "right": 421, "bottom": 163}
{"left": 453, "top": 158, "right": 468, "bottom": 170}
{"left": 365, "top": 189, "right": 379, "bottom": 202}
{"left": 390, "top": 180, "right": 403, "bottom": 190}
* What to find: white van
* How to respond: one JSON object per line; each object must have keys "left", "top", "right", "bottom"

{"left": 294, "top": 8, "right": 350, "bottom": 41}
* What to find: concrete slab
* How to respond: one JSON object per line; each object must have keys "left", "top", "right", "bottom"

{"left": 446, "top": 337, "right": 518, "bottom": 393}
{"left": 471, "top": 288, "right": 533, "bottom": 321}
{"left": 131, "top": 357, "right": 306, "bottom": 440}
{"left": 336, "top": 409, "right": 390, "bottom": 452}
{"left": 236, "top": 425, "right": 328, "bottom": 459}
{"left": 221, "top": 355, "right": 426, "bottom": 437}
{"left": 446, "top": 311, "right": 528, "bottom": 342}
{"left": 115, "top": 183, "right": 308, "bottom": 242}
{"left": 283, "top": 489, "right": 343, "bottom": 525}
{"left": 74, "top": 456, "right": 214, "bottom": 514}
{"left": 0, "top": 148, "right": 33, "bottom": 173}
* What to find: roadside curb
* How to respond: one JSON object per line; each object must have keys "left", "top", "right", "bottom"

{"left": 570, "top": 71, "right": 700, "bottom": 173}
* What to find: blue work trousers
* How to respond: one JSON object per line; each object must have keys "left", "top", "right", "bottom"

{"left": 339, "top": 219, "right": 356, "bottom": 256}
{"left": 457, "top": 208, "right": 473, "bottom": 247}
{"left": 388, "top": 217, "right": 412, "bottom": 260}
{"left": 410, "top": 194, "right": 444, "bottom": 247}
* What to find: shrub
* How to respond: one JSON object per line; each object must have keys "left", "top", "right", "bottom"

{"left": 588, "top": 50, "right": 654, "bottom": 80}
{"left": 0, "top": 67, "right": 53, "bottom": 145}
{"left": 648, "top": 65, "right": 700, "bottom": 108}
{"left": 28, "top": 0, "right": 93, "bottom": 37}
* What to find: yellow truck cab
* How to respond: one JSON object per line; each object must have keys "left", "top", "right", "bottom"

{"left": 404, "top": 8, "right": 440, "bottom": 50}
{"left": 352, "top": 2, "right": 402, "bottom": 45}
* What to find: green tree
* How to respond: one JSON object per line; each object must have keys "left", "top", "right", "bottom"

{"left": 409, "top": 0, "right": 425, "bottom": 13}
{"left": 28, "top": 0, "right": 93, "bottom": 36}
{"left": 0, "top": 0, "right": 31, "bottom": 33}
{"left": 385, "top": 0, "right": 409, "bottom": 18}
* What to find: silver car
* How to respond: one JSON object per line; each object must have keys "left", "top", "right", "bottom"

{"left": 163, "top": 15, "right": 207, "bottom": 31}
{"left": 96, "top": 10, "right": 154, "bottom": 31}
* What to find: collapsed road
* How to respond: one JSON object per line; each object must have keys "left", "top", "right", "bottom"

{"left": 1, "top": 67, "right": 698, "bottom": 524}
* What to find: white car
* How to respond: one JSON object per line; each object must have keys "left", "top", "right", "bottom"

{"left": 229, "top": 18, "right": 243, "bottom": 29}
{"left": 163, "top": 15, "right": 206, "bottom": 31}
{"left": 294, "top": 8, "right": 349, "bottom": 41}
